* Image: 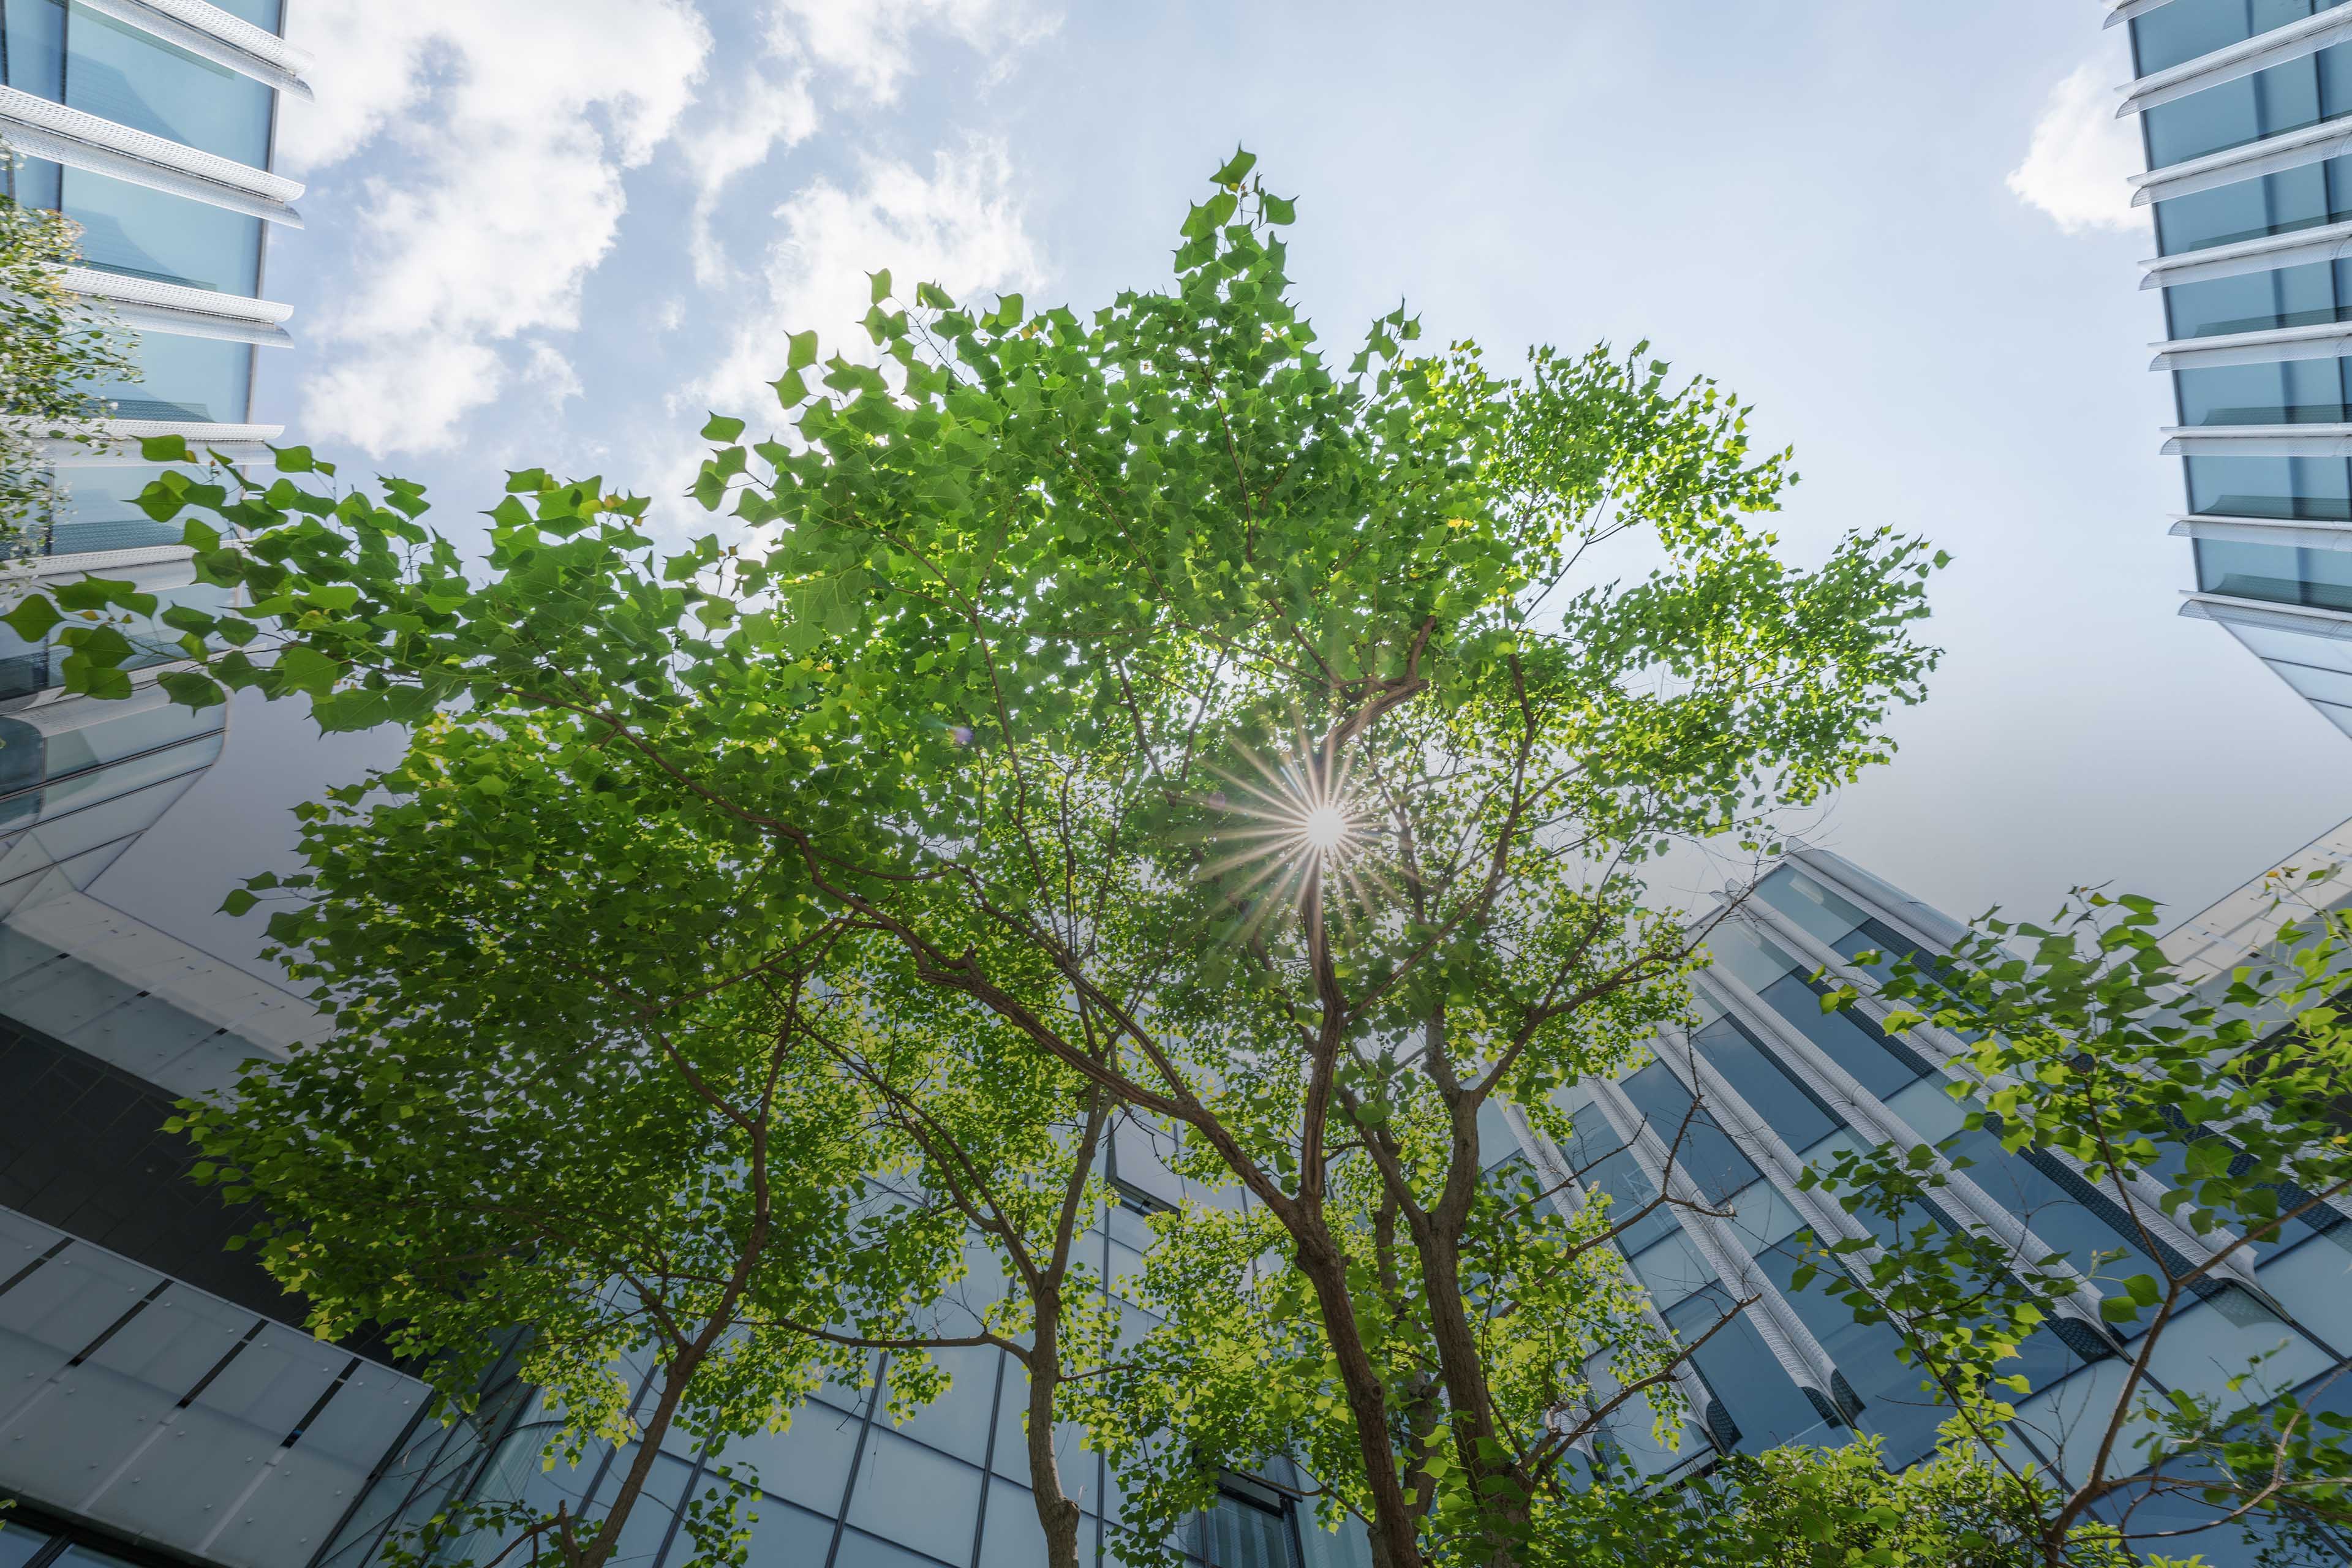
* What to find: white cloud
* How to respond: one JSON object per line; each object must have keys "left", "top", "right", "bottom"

{"left": 280, "top": 1, "right": 712, "bottom": 455}
{"left": 2007, "top": 58, "right": 2144, "bottom": 237}
{"left": 693, "top": 139, "right": 1047, "bottom": 424}
{"left": 767, "top": 0, "right": 1057, "bottom": 102}
{"left": 684, "top": 72, "right": 821, "bottom": 289}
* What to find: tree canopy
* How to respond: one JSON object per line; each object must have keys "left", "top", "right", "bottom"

{"left": 10, "top": 151, "right": 1958, "bottom": 1567}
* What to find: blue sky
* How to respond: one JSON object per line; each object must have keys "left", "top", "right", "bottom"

{"left": 106, "top": 0, "right": 2352, "bottom": 966}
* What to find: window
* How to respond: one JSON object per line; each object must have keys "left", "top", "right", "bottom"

{"left": 2177, "top": 354, "right": 2352, "bottom": 423}
{"left": 1191, "top": 1488, "right": 1300, "bottom": 1568}
{"left": 2196, "top": 533, "right": 2352, "bottom": 608}
{"left": 80, "top": 333, "right": 254, "bottom": 424}
{"left": 61, "top": 164, "right": 265, "bottom": 295}
{"left": 2152, "top": 154, "right": 2352, "bottom": 254}
{"left": 2135, "top": 0, "right": 2352, "bottom": 77}
{"left": 2144, "top": 37, "right": 2352, "bottom": 167}
{"left": 1684, "top": 1011, "right": 1841, "bottom": 1153}
{"left": 2164, "top": 260, "right": 2352, "bottom": 337}
{"left": 1617, "top": 1061, "right": 1762, "bottom": 1204}
{"left": 1, "top": 0, "right": 66, "bottom": 99}
{"left": 1662, "top": 1287, "right": 1842, "bottom": 1454}
{"left": 1758, "top": 971, "right": 1931, "bottom": 1098}
{"left": 65, "top": 5, "right": 274, "bottom": 166}
{"left": 2187, "top": 452, "right": 2352, "bottom": 517}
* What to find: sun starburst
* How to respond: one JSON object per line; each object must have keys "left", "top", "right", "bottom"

{"left": 1194, "top": 735, "right": 1385, "bottom": 942}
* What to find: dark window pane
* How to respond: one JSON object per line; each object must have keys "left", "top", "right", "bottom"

{"left": 2187, "top": 453, "right": 2352, "bottom": 518}
{"left": 2198, "top": 535, "right": 2352, "bottom": 609}
{"left": 2165, "top": 266, "right": 2342, "bottom": 338}
{"left": 2134, "top": 0, "right": 2347, "bottom": 77}
{"left": 1663, "top": 1288, "right": 1842, "bottom": 1454}
{"left": 1618, "top": 1061, "right": 1762, "bottom": 1203}
{"left": 1759, "top": 972, "right": 1929, "bottom": 1099}
{"left": 2145, "top": 40, "right": 2352, "bottom": 166}
{"left": 1686, "top": 1012, "right": 1839, "bottom": 1153}
{"left": 2176, "top": 356, "right": 2352, "bottom": 424}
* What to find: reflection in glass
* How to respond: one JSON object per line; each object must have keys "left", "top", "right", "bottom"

{"left": 2176, "top": 355, "right": 2352, "bottom": 424}
{"left": 2164, "top": 261, "right": 2352, "bottom": 338}
{"left": 2143, "top": 39, "right": 2352, "bottom": 168}
{"left": 2133, "top": 0, "right": 2352, "bottom": 78}
{"left": 65, "top": 6, "right": 274, "bottom": 165}
{"left": 61, "top": 165, "right": 264, "bottom": 295}
{"left": 2197, "top": 534, "right": 2352, "bottom": 609}
{"left": 2187, "top": 453, "right": 2352, "bottom": 518}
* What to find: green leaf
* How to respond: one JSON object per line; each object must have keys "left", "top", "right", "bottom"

{"left": 701, "top": 413, "right": 745, "bottom": 442}
{"left": 1211, "top": 147, "right": 1257, "bottom": 186}
{"left": 138, "top": 434, "right": 193, "bottom": 462}
{"left": 787, "top": 330, "right": 818, "bottom": 371}
{"left": 2100, "top": 1296, "right": 2144, "bottom": 1324}
{"left": 1261, "top": 192, "right": 1297, "bottom": 224}
{"left": 273, "top": 444, "right": 317, "bottom": 473}
{"left": 869, "top": 268, "right": 891, "bottom": 304}
{"left": 2, "top": 595, "right": 61, "bottom": 642}
{"left": 772, "top": 369, "right": 809, "bottom": 407}
{"left": 157, "top": 670, "right": 225, "bottom": 710}
{"left": 2124, "top": 1273, "right": 2163, "bottom": 1307}
{"left": 219, "top": 889, "right": 258, "bottom": 917}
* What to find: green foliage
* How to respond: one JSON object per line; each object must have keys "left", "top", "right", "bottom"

{"left": 0, "top": 159, "right": 142, "bottom": 552}
{"left": 1807, "top": 881, "right": 2352, "bottom": 1562}
{"left": 32, "top": 154, "right": 1946, "bottom": 1568}
{"left": 1553, "top": 1440, "right": 2131, "bottom": 1568}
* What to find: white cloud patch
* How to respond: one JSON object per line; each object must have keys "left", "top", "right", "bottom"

{"left": 666, "top": 140, "right": 1044, "bottom": 506}
{"left": 281, "top": 1, "right": 712, "bottom": 455}
{"left": 2007, "top": 58, "right": 2144, "bottom": 236}
{"left": 684, "top": 72, "right": 821, "bottom": 289}
{"left": 767, "top": 0, "right": 1057, "bottom": 102}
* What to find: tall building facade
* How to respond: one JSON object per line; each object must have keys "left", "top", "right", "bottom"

{"left": 0, "top": 10, "right": 466, "bottom": 1568}
{"left": 0, "top": 0, "right": 302, "bottom": 559}
{"left": 2119, "top": 0, "right": 2352, "bottom": 740}
{"left": 1498, "top": 843, "right": 2352, "bottom": 1566}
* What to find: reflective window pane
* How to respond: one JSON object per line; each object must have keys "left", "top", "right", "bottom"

{"left": 2187, "top": 453, "right": 2352, "bottom": 518}
{"left": 2144, "top": 40, "right": 2352, "bottom": 167}
{"left": 2133, "top": 0, "right": 2351, "bottom": 77}
{"left": 82, "top": 332, "right": 253, "bottom": 423}
{"left": 62, "top": 165, "right": 264, "bottom": 295}
{"left": 66, "top": 5, "right": 274, "bottom": 165}
{"left": 2175, "top": 355, "right": 2352, "bottom": 424}
{"left": 2, "top": 0, "right": 65, "bottom": 97}
{"left": 1662, "top": 1287, "right": 1840, "bottom": 1453}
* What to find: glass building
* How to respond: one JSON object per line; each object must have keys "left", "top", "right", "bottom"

{"left": 2120, "top": 0, "right": 2352, "bottom": 739}
{"left": 0, "top": 0, "right": 304, "bottom": 559}
{"left": 1505, "top": 841, "right": 2352, "bottom": 1565}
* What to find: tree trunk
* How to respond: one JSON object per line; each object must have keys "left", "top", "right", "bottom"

{"left": 576, "top": 1342, "right": 703, "bottom": 1568}
{"left": 1024, "top": 1306, "right": 1087, "bottom": 1568}
{"left": 1291, "top": 1225, "right": 1427, "bottom": 1568}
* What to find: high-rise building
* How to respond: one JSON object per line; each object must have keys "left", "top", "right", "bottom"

{"left": 0, "top": 0, "right": 303, "bottom": 560}
{"left": 0, "top": 10, "right": 463, "bottom": 1568}
{"left": 1500, "top": 839, "right": 2352, "bottom": 1566}
{"left": 2118, "top": 0, "right": 2352, "bottom": 741}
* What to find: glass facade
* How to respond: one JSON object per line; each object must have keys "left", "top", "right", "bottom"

{"left": 2133, "top": 0, "right": 2352, "bottom": 78}
{"left": 2132, "top": 0, "right": 2352, "bottom": 737}
{"left": 2143, "top": 37, "right": 2352, "bottom": 168}
{"left": 1545, "top": 855, "right": 2352, "bottom": 1567}
{"left": 0, "top": 0, "right": 294, "bottom": 558}
{"left": 314, "top": 1178, "right": 1370, "bottom": 1568}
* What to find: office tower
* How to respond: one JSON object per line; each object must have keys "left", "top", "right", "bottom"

{"left": 2119, "top": 0, "right": 2352, "bottom": 739}
{"left": 1505, "top": 841, "right": 2352, "bottom": 1566}
{"left": 0, "top": 9, "right": 452, "bottom": 1568}
{"left": 0, "top": 0, "right": 301, "bottom": 560}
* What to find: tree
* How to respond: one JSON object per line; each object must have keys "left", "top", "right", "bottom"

{"left": 176, "top": 710, "right": 1133, "bottom": 1568}
{"left": 1801, "top": 878, "right": 2352, "bottom": 1566}
{"left": 7, "top": 151, "right": 1944, "bottom": 1567}
{"left": 0, "top": 151, "right": 141, "bottom": 554}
